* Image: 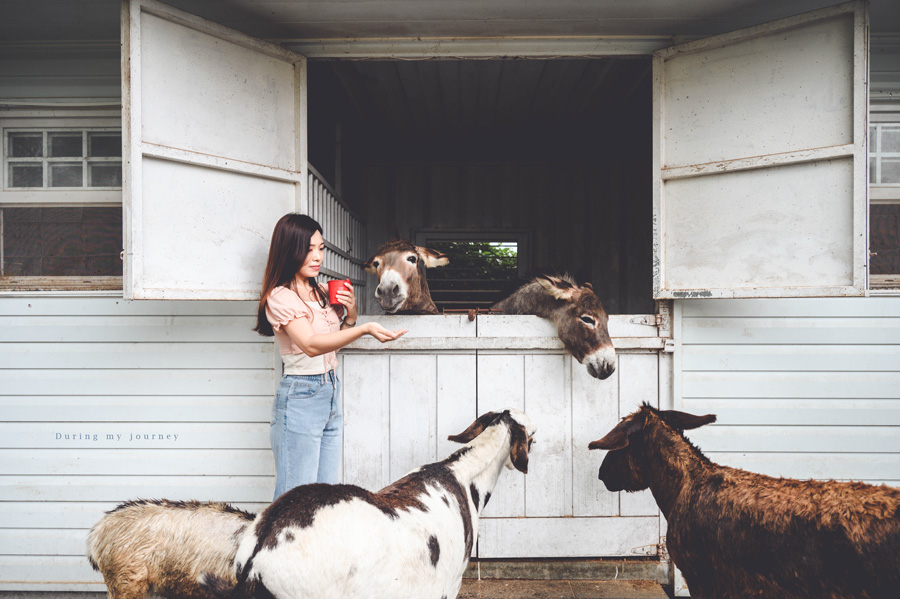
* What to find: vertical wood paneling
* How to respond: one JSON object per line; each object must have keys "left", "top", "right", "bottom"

{"left": 618, "top": 353, "right": 661, "bottom": 516}
{"left": 477, "top": 354, "right": 526, "bottom": 517}
{"left": 341, "top": 353, "right": 391, "bottom": 490}
{"left": 388, "top": 354, "right": 438, "bottom": 480}
{"left": 524, "top": 354, "right": 572, "bottom": 517}
{"left": 437, "top": 354, "right": 478, "bottom": 458}
{"left": 572, "top": 356, "right": 620, "bottom": 517}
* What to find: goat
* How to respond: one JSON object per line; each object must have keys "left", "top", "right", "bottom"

{"left": 87, "top": 499, "right": 255, "bottom": 599}
{"left": 202, "top": 409, "right": 535, "bottom": 599}
{"left": 588, "top": 403, "right": 900, "bottom": 599}
{"left": 364, "top": 240, "right": 449, "bottom": 314}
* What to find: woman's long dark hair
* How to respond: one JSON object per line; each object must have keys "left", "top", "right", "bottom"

{"left": 254, "top": 213, "right": 328, "bottom": 336}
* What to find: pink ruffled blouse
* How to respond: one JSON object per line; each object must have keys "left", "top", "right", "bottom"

{"left": 265, "top": 286, "right": 342, "bottom": 375}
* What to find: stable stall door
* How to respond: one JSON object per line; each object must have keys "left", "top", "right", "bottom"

{"left": 653, "top": 1, "right": 868, "bottom": 300}
{"left": 122, "top": 0, "right": 307, "bottom": 300}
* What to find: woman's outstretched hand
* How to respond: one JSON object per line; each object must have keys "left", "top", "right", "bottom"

{"left": 364, "top": 322, "right": 407, "bottom": 343}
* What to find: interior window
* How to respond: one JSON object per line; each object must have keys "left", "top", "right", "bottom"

{"left": 869, "top": 111, "right": 900, "bottom": 290}
{"left": 415, "top": 233, "right": 527, "bottom": 312}
{"left": 1, "top": 117, "right": 123, "bottom": 291}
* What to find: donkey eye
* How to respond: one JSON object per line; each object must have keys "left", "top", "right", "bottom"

{"left": 372, "top": 260, "right": 380, "bottom": 269}
{"left": 407, "top": 255, "right": 418, "bottom": 264}
{"left": 580, "top": 316, "right": 596, "bottom": 326}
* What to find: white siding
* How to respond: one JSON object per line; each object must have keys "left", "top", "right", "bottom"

{"left": 0, "top": 296, "right": 276, "bottom": 591}
{"left": 675, "top": 298, "right": 900, "bottom": 486}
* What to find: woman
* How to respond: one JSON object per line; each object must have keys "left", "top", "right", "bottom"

{"left": 254, "top": 213, "right": 406, "bottom": 499}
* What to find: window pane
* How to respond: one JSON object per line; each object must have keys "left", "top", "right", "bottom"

{"left": 89, "top": 163, "right": 122, "bottom": 187}
{"left": 883, "top": 127, "right": 900, "bottom": 154}
{"left": 9, "top": 133, "right": 42, "bottom": 158}
{"left": 49, "top": 163, "right": 83, "bottom": 187}
{"left": 49, "top": 133, "right": 83, "bottom": 157}
{"left": 883, "top": 158, "right": 900, "bottom": 185}
{"left": 1, "top": 207, "right": 122, "bottom": 277}
{"left": 9, "top": 165, "right": 43, "bottom": 187}
{"left": 89, "top": 133, "right": 122, "bottom": 157}
{"left": 426, "top": 240, "right": 520, "bottom": 310}
{"left": 870, "top": 205, "right": 900, "bottom": 275}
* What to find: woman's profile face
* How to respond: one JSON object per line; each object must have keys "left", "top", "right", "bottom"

{"left": 298, "top": 230, "right": 325, "bottom": 279}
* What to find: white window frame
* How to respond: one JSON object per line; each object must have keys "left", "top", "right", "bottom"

{"left": 869, "top": 101, "right": 900, "bottom": 292}
{"left": 1, "top": 112, "right": 122, "bottom": 204}
{"left": 0, "top": 108, "right": 123, "bottom": 293}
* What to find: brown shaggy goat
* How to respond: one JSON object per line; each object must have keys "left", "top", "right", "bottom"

{"left": 589, "top": 404, "right": 900, "bottom": 599}
{"left": 88, "top": 499, "right": 255, "bottom": 599}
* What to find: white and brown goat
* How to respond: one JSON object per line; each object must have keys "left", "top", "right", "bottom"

{"left": 364, "top": 240, "right": 449, "bottom": 314}
{"left": 87, "top": 499, "right": 255, "bottom": 599}
{"left": 203, "top": 410, "right": 535, "bottom": 599}
{"left": 589, "top": 404, "right": 900, "bottom": 599}
{"left": 495, "top": 274, "right": 616, "bottom": 379}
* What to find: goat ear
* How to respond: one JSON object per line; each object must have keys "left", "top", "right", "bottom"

{"left": 416, "top": 246, "right": 450, "bottom": 268}
{"left": 448, "top": 411, "right": 499, "bottom": 443}
{"left": 509, "top": 424, "right": 530, "bottom": 474}
{"left": 588, "top": 414, "right": 644, "bottom": 450}
{"left": 363, "top": 257, "right": 378, "bottom": 274}
{"left": 658, "top": 410, "right": 716, "bottom": 431}
{"left": 537, "top": 275, "right": 576, "bottom": 300}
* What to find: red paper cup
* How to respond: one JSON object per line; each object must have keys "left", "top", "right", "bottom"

{"left": 327, "top": 279, "right": 350, "bottom": 305}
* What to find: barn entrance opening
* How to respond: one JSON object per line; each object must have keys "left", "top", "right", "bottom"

{"left": 308, "top": 57, "right": 653, "bottom": 315}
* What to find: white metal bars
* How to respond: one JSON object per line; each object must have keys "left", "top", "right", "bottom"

{"left": 307, "top": 163, "right": 366, "bottom": 286}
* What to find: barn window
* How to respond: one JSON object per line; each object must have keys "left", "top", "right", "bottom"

{"left": 0, "top": 114, "right": 123, "bottom": 291}
{"left": 415, "top": 230, "right": 529, "bottom": 311}
{"left": 869, "top": 106, "right": 900, "bottom": 291}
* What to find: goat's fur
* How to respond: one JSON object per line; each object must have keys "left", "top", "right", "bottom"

{"left": 87, "top": 499, "right": 255, "bottom": 599}
{"left": 589, "top": 404, "right": 900, "bottom": 599}
{"left": 203, "top": 409, "right": 535, "bottom": 599}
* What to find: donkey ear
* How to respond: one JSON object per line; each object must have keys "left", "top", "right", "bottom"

{"left": 448, "top": 411, "right": 499, "bottom": 443}
{"left": 588, "top": 413, "right": 644, "bottom": 451}
{"left": 509, "top": 423, "right": 530, "bottom": 474}
{"left": 416, "top": 246, "right": 450, "bottom": 268}
{"left": 537, "top": 275, "right": 576, "bottom": 300}
{"left": 658, "top": 410, "right": 716, "bottom": 431}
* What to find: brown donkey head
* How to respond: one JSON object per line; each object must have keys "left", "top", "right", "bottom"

{"left": 588, "top": 404, "right": 716, "bottom": 492}
{"left": 495, "top": 275, "right": 616, "bottom": 380}
{"left": 364, "top": 240, "right": 449, "bottom": 314}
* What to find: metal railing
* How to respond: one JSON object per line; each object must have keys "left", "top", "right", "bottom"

{"left": 307, "top": 164, "right": 366, "bottom": 286}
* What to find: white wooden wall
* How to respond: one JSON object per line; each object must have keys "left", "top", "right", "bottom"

{"left": 675, "top": 298, "right": 900, "bottom": 486}
{"left": 0, "top": 296, "right": 275, "bottom": 592}
{"left": 341, "top": 314, "right": 667, "bottom": 558}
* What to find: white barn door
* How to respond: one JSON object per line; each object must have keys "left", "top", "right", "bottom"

{"left": 122, "top": 0, "right": 307, "bottom": 300}
{"left": 653, "top": 1, "right": 868, "bottom": 299}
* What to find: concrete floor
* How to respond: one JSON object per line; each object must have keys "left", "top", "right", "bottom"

{"left": 458, "top": 579, "right": 670, "bottom": 598}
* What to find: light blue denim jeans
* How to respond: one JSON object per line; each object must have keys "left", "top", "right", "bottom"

{"left": 270, "top": 370, "right": 342, "bottom": 499}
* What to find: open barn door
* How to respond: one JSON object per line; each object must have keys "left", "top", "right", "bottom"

{"left": 122, "top": 0, "right": 307, "bottom": 299}
{"left": 653, "top": 1, "right": 868, "bottom": 299}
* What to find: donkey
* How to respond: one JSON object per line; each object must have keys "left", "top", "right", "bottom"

{"left": 589, "top": 404, "right": 900, "bottom": 599}
{"left": 494, "top": 274, "right": 616, "bottom": 379}
{"left": 364, "top": 240, "right": 449, "bottom": 314}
